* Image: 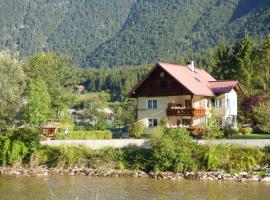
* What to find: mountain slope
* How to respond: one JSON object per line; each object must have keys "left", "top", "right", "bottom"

{"left": 84, "top": 0, "right": 270, "bottom": 67}
{"left": 0, "top": 0, "right": 135, "bottom": 64}
{"left": 0, "top": 0, "right": 269, "bottom": 67}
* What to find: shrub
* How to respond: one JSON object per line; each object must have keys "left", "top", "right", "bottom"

{"left": 128, "top": 122, "right": 145, "bottom": 138}
{"left": 203, "top": 144, "right": 230, "bottom": 171}
{"left": 253, "top": 102, "right": 270, "bottom": 133}
{"left": 225, "top": 145, "right": 264, "bottom": 173}
{"left": 0, "top": 135, "right": 28, "bottom": 165}
{"left": 121, "top": 146, "right": 152, "bottom": 171}
{"left": 53, "top": 130, "right": 112, "bottom": 140}
{"left": 150, "top": 127, "right": 196, "bottom": 173}
{"left": 44, "top": 145, "right": 91, "bottom": 167}
{"left": 223, "top": 126, "right": 237, "bottom": 137}
{"left": 261, "top": 145, "right": 270, "bottom": 167}
{"left": 239, "top": 127, "right": 253, "bottom": 135}
{"left": 206, "top": 109, "right": 224, "bottom": 139}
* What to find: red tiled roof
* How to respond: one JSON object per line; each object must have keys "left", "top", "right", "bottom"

{"left": 128, "top": 62, "right": 242, "bottom": 97}
{"left": 158, "top": 62, "right": 215, "bottom": 96}
{"left": 208, "top": 80, "right": 242, "bottom": 94}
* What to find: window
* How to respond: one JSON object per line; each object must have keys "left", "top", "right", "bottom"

{"left": 147, "top": 100, "right": 158, "bottom": 109}
{"left": 226, "top": 116, "right": 233, "bottom": 125}
{"left": 226, "top": 98, "right": 231, "bottom": 109}
{"left": 182, "top": 119, "right": 191, "bottom": 126}
{"left": 148, "top": 118, "right": 158, "bottom": 128}
{"left": 216, "top": 117, "right": 223, "bottom": 127}
{"left": 214, "top": 98, "right": 222, "bottom": 108}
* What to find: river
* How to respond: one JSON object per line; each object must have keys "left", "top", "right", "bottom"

{"left": 0, "top": 176, "right": 269, "bottom": 200}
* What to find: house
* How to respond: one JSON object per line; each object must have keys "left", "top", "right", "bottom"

{"left": 128, "top": 62, "right": 242, "bottom": 131}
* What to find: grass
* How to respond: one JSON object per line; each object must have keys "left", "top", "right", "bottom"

{"left": 53, "top": 130, "right": 112, "bottom": 140}
{"left": 229, "top": 134, "right": 270, "bottom": 139}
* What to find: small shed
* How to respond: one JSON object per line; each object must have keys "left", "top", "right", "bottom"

{"left": 41, "top": 122, "right": 61, "bottom": 140}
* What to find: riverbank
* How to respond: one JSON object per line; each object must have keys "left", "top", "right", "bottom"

{"left": 1, "top": 166, "right": 270, "bottom": 183}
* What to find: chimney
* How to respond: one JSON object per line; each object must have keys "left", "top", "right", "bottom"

{"left": 187, "top": 61, "right": 195, "bottom": 72}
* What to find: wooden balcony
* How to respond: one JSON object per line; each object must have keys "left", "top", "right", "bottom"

{"left": 166, "top": 103, "right": 206, "bottom": 117}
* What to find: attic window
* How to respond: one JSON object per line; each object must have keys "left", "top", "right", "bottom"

{"left": 160, "top": 72, "right": 165, "bottom": 78}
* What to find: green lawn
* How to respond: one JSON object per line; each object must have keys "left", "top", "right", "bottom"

{"left": 229, "top": 134, "right": 270, "bottom": 139}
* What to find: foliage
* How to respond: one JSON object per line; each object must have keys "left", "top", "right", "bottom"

{"left": 240, "top": 92, "right": 270, "bottom": 123}
{"left": 252, "top": 101, "right": 270, "bottom": 133}
{"left": 24, "top": 52, "right": 79, "bottom": 119}
{"left": 0, "top": 129, "right": 268, "bottom": 174}
{"left": 150, "top": 127, "right": 196, "bottom": 173}
{"left": 256, "top": 35, "right": 270, "bottom": 95}
{"left": 24, "top": 76, "right": 52, "bottom": 126}
{"left": 206, "top": 109, "right": 223, "bottom": 139}
{"left": 0, "top": 52, "right": 25, "bottom": 129}
{"left": 239, "top": 127, "right": 253, "bottom": 135}
{"left": 81, "top": 66, "right": 149, "bottom": 101}
{"left": 128, "top": 122, "right": 145, "bottom": 138}
{"left": 0, "top": 133, "right": 28, "bottom": 165}
{"left": 84, "top": 0, "right": 270, "bottom": 68}
{"left": 0, "top": 1, "right": 269, "bottom": 67}
{"left": 226, "top": 145, "right": 264, "bottom": 173}
{"left": 114, "top": 101, "right": 137, "bottom": 128}
{"left": 223, "top": 126, "right": 237, "bottom": 137}
{"left": 195, "top": 144, "right": 264, "bottom": 173}
{"left": 203, "top": 145, "right": 230, "bottom": 171}
{"left": 53, "top": 130, "right": 112, "bottom": 140}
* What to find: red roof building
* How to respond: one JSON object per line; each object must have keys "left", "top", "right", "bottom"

{"left": 128, "top": 62, "right": 242, "bottom": 132}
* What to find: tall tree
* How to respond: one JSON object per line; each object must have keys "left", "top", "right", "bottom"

{"left": 24, "top": 52, "right": 79, "bottom": 118}
{"left": 0, "top": 52, "right": 25, "bottom": 129}
{"left": 212, "top": 38, "right": 233, "bottom": 80}
{"left": 24, "top": 76, "right": 52, "bottom": 126}
{"left": 257, "top": 35, "right": 270, "bottom": 94}
{"left": 235, "top": 34, "right": 257, "bottom": 94}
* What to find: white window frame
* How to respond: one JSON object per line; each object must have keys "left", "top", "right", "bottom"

{"left": 214, "top": 98, "right": 222, "bottom": 108}
{"left": 146, "top": 99, "right": 158, "bottom": 110}
{"left": 148, "top": 118, "right": 159, "bottom": 128}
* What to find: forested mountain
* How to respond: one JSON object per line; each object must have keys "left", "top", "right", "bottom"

{"left": 0, "top": 0, "right": 269, "bottom": 67}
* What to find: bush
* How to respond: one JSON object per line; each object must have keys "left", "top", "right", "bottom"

{"left": 225, "top": 145, "right": 264, "bottom": 173}
{"left": 37, "top": 145, "right": 91, "bottom": 167}
{"left": 206, "top": 110, "right": 224, "bottom": 139}
{"left": 150, "top": 127, "right": 196, "bottom": 173}
{"left": 239, "top": 127, "right": 253, "bottom": 135}
{"left": 128, "top": 122, "right": 145, "bottom": 138}
{"left": 253, "top": 102, "right": 270, "bottom": 133}
{"left": 203, "top": 145, "right": 230, "bottom": 171}
{"left": 223, "top": 126, "right": 237, "bottom": 137}
{"left": 53, "top": 130, "right": 112, "bottom": 140}
{"left": 0, "top": 134, "right": 28, "bottom": 165}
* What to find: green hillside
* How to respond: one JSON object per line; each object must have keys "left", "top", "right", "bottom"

{"left": 0, "top": 0, "right": 269, "bottom": 67}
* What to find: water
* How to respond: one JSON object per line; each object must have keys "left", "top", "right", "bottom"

{"left": 0, "top": 176, "right": 270, "bottom": 200}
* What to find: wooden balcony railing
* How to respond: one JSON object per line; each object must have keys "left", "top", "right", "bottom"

{"left": 166, "top": 103, "right": 206, "bottom": 117}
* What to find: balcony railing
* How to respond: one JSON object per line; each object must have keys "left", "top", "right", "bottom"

{"left": 166, "top": 103, "right": 206, "bottom": 117}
